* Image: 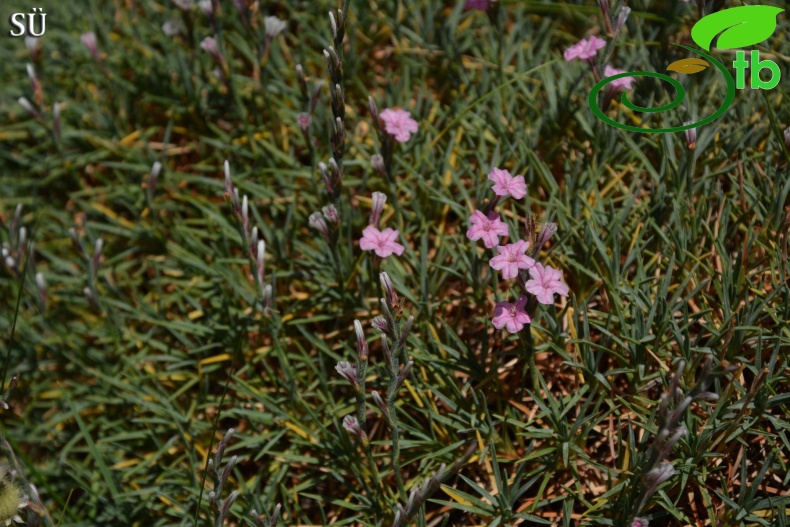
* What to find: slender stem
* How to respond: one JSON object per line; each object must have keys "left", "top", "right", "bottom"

{"left": 387, "top": 347, "right": 408, "bottom": 501}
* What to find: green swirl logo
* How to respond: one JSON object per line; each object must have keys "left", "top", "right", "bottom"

{"left": 588, "top": 5, "right": 784, "bottom": 133}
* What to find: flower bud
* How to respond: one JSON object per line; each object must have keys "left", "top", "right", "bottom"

{"left": 371, "top": 390, "right": 389, "bottom": 420}
{"left": 379, "top": 271, "right": 399, "bottom": 311}
{"left": 370, "top": 192, "right": 387, "bottom": 228}
{"left": 684, "top": 122, "right": 697, "bottom": 150}
{"left": 297, "top": 112, "right": 312, "bottom": 134}
{"left": 395, "top": 360, "right": 414, "bottom": 390}
{"left": 263, "top": 284, "right": 273, "bottom": 314}
{"left": 335, "top": 361, "right": 359, "bottom": 389}
{"left": 354, "top": 319, "right": 368, "bottom": 361}
{"left": 256, "top": 240, "right": 265, "bottom": 286}
{"left": 615, "top": 6, "right": 631, "bottom": 35}
{"left": 371, "top": 154, "right": 386, "bottom": 179}
{"left": 18, "top": 97, "right": 39, "bottom": 118}
{"left": 642, "top": 461, "right": 675, "bottom": 493}
{"left": 92, "top": 238, "right": 104, "bottom": 272}
{"left": 200, "top": 36, "right": 223, "bottom": 64}
{"left": 36, "top": 272, "right": 47, "bottom": 307}
{"left": 342, "top": 415, "right": 369, "bottom": 445}
{"left": 149, "top": 161, "right": 162, "bottom": 199}
{"left": 309, "top": 212, "right": 331, "bottom": 241}
{"left": 81, "top": 32, "right": 100, "bottom": 61}
{"left": 322, "top": 204, "right": 339, "bottom": 225}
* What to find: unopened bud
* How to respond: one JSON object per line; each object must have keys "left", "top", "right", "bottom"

{"left": 256, "top": 240, "right": 265, "bottom": 286}
{"left": 615, "top": 6, "right": 631, "bottom": 35}
{"left": 309, "top": 212, "right": 330, "bottom": 241}
{"left": 92, "top": 238, "right": 104, "bottom": 272}
{"left": 371, "top": 154, "right": 386, "bottom": 179}
{"left": 684, "top": 122, "right": 697, "bottom": 150}
{"left": 371, "top": 390, "right": 388, "bottom": 419}
{"left": 342, "top": 415, "right": 369, "bottom": 444}
{"left": 335, "top": 361, "right": 359, "bottom": 389}
{"left": 263, "top": 284, "right": 273, "bottom": 314}
{"left": 370, "top": 192, "right": 387, "bottom": 228}
{"left": 322, "top": 204, "right": 339, "bottom": 225}
{"left": 297, "top": 112, "right": 312, "bottom": 134}
{"left": 81, "top": 32, "right": 100, "bottom": 61}
{"left": 379, "top": 271, "right": 399, "bottom": 311}
{"left": 18, "top": 97, "right": 39, "bottom": 118}
{"left": 354, "top": 319, "right": 368, "bottom": 361}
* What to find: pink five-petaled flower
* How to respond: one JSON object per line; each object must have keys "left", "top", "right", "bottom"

{"left": 488, "top": 167, "right": 527, "bottom": 199}
{"left": 379, "top": 108, "right": 419, "bottom": 143}
{"left": 563, "top": 36, "right": 607, "bottom": 62}
{"left": 360, "top": 226, "right": 405, "bottom": 258}
{"left": 604, "top": 65, "right": 635, "bottom": 92}
{"left": 465, "top": 0, "right": 496, "bottom": 10}
{"left": 489, "top": 240, "right": 536, "bottom": 279}
{"left": 525, "top": 263, "right": 570, "bottom": 304}
{"left": 492, "top": 295, "right": 531, "bottom": 333}
{"left": 467, "top": 210, "right": 509, "bottom": 248}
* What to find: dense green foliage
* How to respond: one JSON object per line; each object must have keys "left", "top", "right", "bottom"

{"left": 1, "top": 0, "right": 788, "bottom": 525}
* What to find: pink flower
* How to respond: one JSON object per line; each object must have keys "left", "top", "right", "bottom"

{"left": 465, "top": 0, "right": 495, "bottom": 10}
{"left": 467, "top": 211, "right": 509, "bottom": 248}
{"left": 380, "top": 108, "right": 419, "bottom": 143}
{"left": 360, "top": 226, "right": 405, "bottom": 258}
{"left": 604, "top": 65, "right": 635, "bottom": 91}
{"left": 525, "top": 263, "right": 569, "bottom": 304}
{"left": 489, "top": 240, "right": 535, "bottom": 279}
{"left": 492, "top": 295, "right": 531, "bottom": 333}
{"left": 488, "top": 167, "right": 527, "bottom": 199}
{"left": 563, "top": 36, "right": 606, "bottom": 62}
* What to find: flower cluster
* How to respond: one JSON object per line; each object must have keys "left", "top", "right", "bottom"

{"left": 466, "top": 167, "right": 569, "bottom": 333}
{"left": 566, "top": 4, "right": 635, "bottom": 106}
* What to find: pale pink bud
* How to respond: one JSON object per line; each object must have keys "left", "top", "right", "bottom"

{"left": 335, "top": 361, "right": 358, "bottom": 388}
{"left": 615, "top": 6, "right": 631, "bottom": 34}
{"left": 81, "top": 32, "right": 100, "bottom": 60}
{"left": 297, "top": 112, "right": 312, "bottom": 133}
{"left": 200, "top": 36, "right": 222, "bottom": 63}
{"left": 369, "top": 192, "right": 387, "bottom": 227}
{"left": 322, "top": 204, "right": 339, "bottom": 225}
{"left": 684, "top": 122, "right": 697, "bottom": 150}
{"left": 342, "top": 415, "right": 368, "bottom": 444}
{"left": 309, "top": 212, "right": 330, "bottom": 241}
